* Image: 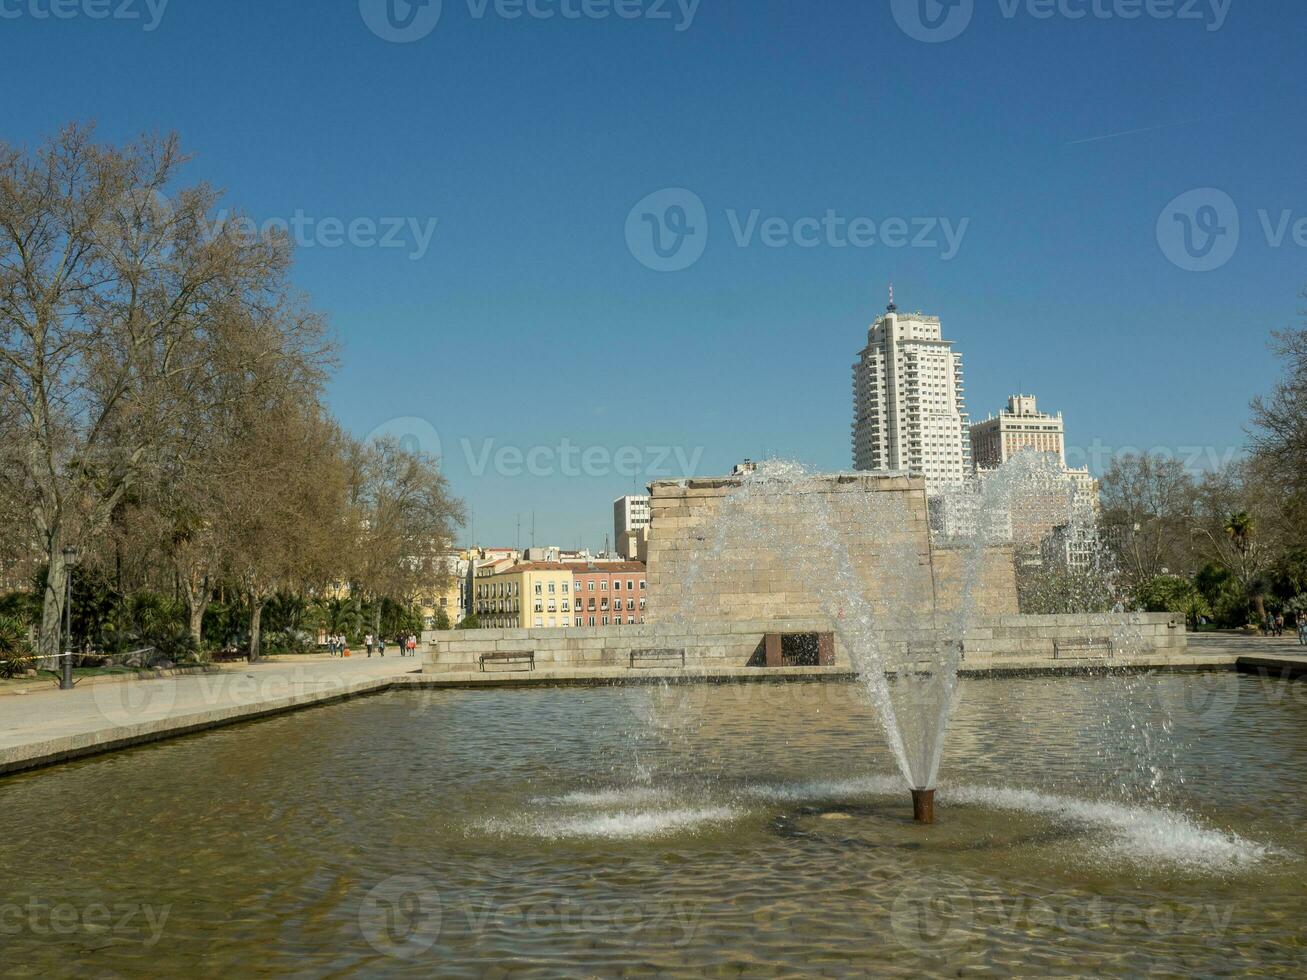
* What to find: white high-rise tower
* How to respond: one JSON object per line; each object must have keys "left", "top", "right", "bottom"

{"left": 851, "top": 290, "right": 970, "bottom": 491}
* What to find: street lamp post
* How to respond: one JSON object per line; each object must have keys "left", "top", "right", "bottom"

{"left": 60, "top": 545, "right": 79, "bottom": 691}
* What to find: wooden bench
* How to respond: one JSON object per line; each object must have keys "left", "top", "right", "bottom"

{"left": 629, "top": 648, "right": 686, "bottom": 668}
{"left": 902, "top": 639, "right": 966, "bottom": 674}
{"left": 1053, "top": 637, "right": 1113, "bottom": 660}
{"left": 479, "top": 652, "right": 535, "bottom": 672}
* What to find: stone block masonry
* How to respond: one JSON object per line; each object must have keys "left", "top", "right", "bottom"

{"left": 645, "top": 472, "right": 1018, "bottom": 625}
{"left": 424, "top": 613, "right": 1186, "bottom": 673}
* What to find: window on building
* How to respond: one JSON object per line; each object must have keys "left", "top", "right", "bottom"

{"left": 613, "top": 580, "right": 621, "bottom": 591}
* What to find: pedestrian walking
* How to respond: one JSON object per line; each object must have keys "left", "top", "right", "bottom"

{"left": 365, "top": 633, "right": 374, "bottom": 657}
{"left": 1298, "top": 620, "right": 1307, "bottom": 646}
{"left": 378, "top": 636, "right": 386, "bottom": 657}
{"left": 407, "top": 634, "right": 417, "bottom": 657}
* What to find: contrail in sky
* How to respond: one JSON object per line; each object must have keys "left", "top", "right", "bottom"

{"left": 1064, "top": 117, "right": 1224, "bottom": 146}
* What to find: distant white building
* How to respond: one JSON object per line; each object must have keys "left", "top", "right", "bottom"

{"left": 852, "top": 295, "right": 970, "bottom": 492}
{"left": 613, "top": 495, "right": 650, "bottom": 559}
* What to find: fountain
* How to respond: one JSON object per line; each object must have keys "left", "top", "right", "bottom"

{"left": 659, "top": 454, "right": 1107, "bottom": 824}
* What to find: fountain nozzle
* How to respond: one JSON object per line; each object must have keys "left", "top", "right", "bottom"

{"left": 911, "top": 788, "right": 935, "bottom": 825}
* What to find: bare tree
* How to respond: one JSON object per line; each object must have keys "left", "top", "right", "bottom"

{"left": 1251, "top": 311, "right": 1307, "bottom": 492}
{"left": 0, "top": 125, "right": 296, "bottom": 658}
{"left": 1099, "top": 453, "right": 1198, "bottom": 590}
{"left": 221, "top": 403, "right": 349, "bottom": 661}
{"left": 347, "top": 436, "right": 465, "bottom": 638}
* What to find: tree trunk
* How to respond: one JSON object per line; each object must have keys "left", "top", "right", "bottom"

{"left": 188, "top": 601, "right": 207, "bottom": 650}
{"left": 38, "top": 538, "right": 67, "bottom": 668}
{"left": 1253, "top": 593, "right": 1268, "bottom": 628}
{"left": 249, "top": 600, "right": 266, "bottom": 663}
{"left": 181, "top": 569, "right": 209, "bottom": 651}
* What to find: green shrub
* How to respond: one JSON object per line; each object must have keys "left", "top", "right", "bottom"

{"left": 0, "top": 615, "right": 34, "bottom": 678}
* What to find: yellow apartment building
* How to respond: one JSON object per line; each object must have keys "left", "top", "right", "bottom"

{"left": 472, "top": 561, "right": 576, "bottom": 629}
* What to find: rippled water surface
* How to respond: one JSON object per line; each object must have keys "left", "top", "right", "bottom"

{"left": 1, "top": 672, "right": 1305, "bottom": 976}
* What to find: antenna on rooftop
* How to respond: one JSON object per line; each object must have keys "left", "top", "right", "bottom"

{"left": 887, "top": 281, "right": 897, "bottom": 313}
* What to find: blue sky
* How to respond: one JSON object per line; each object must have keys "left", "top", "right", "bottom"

{"left": 6, "top": 0, "right": 1305, "bottom": 549}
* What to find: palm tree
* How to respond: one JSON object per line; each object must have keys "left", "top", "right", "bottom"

{"left": 1222, "top": 511, "right": 1268, "bottom": 626}
{"left": 317, "top": 596, "right": 364, "bottom": 642}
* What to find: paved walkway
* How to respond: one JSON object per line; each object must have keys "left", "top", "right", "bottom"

{"left": 0, "top": 655, "right": 420, "bottom": 776}
{"left": 1188, "top": 632, "right": 1307, "bottom": 656}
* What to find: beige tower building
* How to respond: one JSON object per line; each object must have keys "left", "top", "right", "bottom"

{"left": 852, "top": 296, "right": 970, "bottom": 491}
{"left": 969, "top": 394, "right": 1066, "bottom": 469}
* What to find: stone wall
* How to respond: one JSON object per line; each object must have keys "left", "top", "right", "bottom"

{"left": 423, "top": 613, "right": 1186, "bottom": 673}
{"left": 645, "top": 472, "right": 1018, "bottom": 625}
{"left": 932, "top": 547, "right": 1020, "bottom": 618}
